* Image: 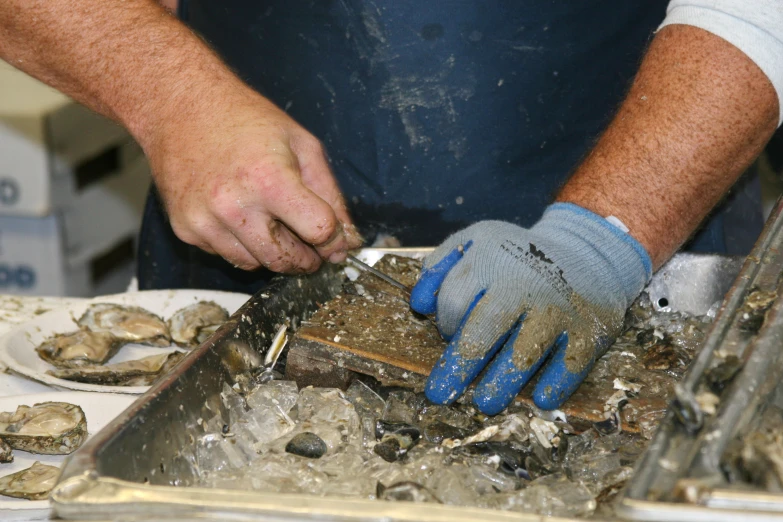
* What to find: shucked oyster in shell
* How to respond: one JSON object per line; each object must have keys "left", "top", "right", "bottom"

{"left": 47, "top": 351, "right": 185, "bottom": 386}
{"left": 36, "top": 330, "right": 123, "bottom": 369}
{"left": 168, "top": 301, "right": 229, "bottom": 348}
{"left": 0, "top": 402, "right": 87, "bottom": 455}
{"left": 0, "top": 462, "right": 59, "bottom": 500}
{"left": 78, "top": 303, "right": 171, "bottom": 346}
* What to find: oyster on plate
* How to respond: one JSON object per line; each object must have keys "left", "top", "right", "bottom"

{"left": 0, "top": 402, "right": 87, "bottom": 455}
{"left": 78, "top": 303, "right": 171, "bottom": 346}
{"left": 36, "top": 330, "right": 123, "bottom": 369}
{"left": 168, "top": 301, "right": 228, "bottom": 348}
{"left": 0, "top": 437, "right": 12, "bottom": 463}
{"left": 0, "top": 462, "right": 59, "bottom": 500}
{"left": 47, "top": 351, "right": 185, "bottom": 386}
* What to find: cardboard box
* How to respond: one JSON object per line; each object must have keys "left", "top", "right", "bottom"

{"left": 0, "top": 153, "right": 151, "bottom": 297}
{"left": 0, "top": 211, "right": 137, "bottom": 297}
{"left": 0, "top": 60, "right": 133, "bottom": 216}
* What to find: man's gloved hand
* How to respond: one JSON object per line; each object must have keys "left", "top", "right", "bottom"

{"left": 410, "top": 203, "right": 652, "bottom": 414}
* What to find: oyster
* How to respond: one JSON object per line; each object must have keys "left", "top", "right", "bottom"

{"left": 0, "top": 462, "right": 59, "bottom": 500}
{"left": 78, "top": 303, "right": 170, "bottom": 346}
{"left": 36, "top": 330, "right": 123, "bottom": 369}
{"left": 168, "top": 301, "right": 229, "bottom": 347}
{"left": 737, "top": 288, "right": 777, "bottom": 333}
{"left": 47, "top": 351, "right": 185, "bottom": 386}
{"left": 0, "top": 402, "right": 87, "bottom": 454}
{"left": 0, "top": 437, "right": 12, "bottom": 463}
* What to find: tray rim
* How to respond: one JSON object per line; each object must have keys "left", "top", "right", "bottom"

{"left": 50, "top": 248, "right": 746, "bottom": 522}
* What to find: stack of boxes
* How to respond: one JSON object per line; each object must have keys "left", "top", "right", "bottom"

{"left": 0, "top": 61, "right": 150, "bottom": 296}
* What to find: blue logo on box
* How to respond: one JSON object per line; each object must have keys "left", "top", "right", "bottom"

{"left": 0, "top": 264, "right": 36, "bottom": 289}
{"left": 0, "top": 179, "right": 19, "bottom": 206}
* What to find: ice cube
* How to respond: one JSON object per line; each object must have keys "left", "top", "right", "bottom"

{"left": 245, "top": 453, "right": 314, "bottom": 494}
{"left": 567, "top": 453, "right": 623, "bottom": 494}
{"left": 169, "top": 449, "right": 199, "bottom": 487}
{"left": 196, "top": 433, "right": 247, "bottom": 473}
{"left": 316, "top": 475, "right": 376, "bottom": 498}
{"left": 504, "top": 473, "right": 596, "bottom": 517}
{"left": 308, "top": 448, "right": 366, "bottom": 477}
{"left": 467, "top": 464, "right": 519, "bottom": 494}
{"left": 345, "top": 380, "right": 386, "bottom": 418}
{"left": 360, "top": 415, "right": 377, "bottom": 450}
{"left": 297, "top": 387, "right": 360, "bottom": 432}
{"left": 382, "top": 395, "right": 417, "bottom": 424}
{"left": 425, "top": 467, "right": 478, "bottom": 506}
{"left": 235, "top": 404, "right": 295, "bottom": 448}
{"left": 220, "top": 383, "right": 248, "bottom": 427}
{"left": 246, "top": 380, "right": 299, "bottom": 415}
{"left": 204, "top": 413, "right": 225, "bottom": 434}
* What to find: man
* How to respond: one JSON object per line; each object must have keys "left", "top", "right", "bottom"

{"left": 1, "top": 1, "right": 780, "bottom": 413}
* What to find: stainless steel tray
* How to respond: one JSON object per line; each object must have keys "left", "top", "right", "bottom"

{"left": 619, "top": 197, "right": 783, "bottom": 521}
{"left": 51, "top": 248, "right": 743, "bottom": 521}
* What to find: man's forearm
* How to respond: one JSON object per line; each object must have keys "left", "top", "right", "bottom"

{"left": 557, "top": 24, "right": 779, "bottom": 269}
{"left": 0, "top": 0, "right": 242, "bottom": 150}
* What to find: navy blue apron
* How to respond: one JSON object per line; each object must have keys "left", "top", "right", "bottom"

{"left": 138, "top": 1, "right": 763, "bottom": 292}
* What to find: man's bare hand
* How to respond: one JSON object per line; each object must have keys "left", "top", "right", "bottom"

{"left": 145, "top": 87, "right": 362, "bottom": 274}
{"left": 0, "top": 0, "right": 362, "bottom": 274}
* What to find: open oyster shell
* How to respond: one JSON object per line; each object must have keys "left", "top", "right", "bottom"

{"left": 0, "top": 462, "right": 59, "bottom": 500}
{"left": 78, "top": 303, "right": 171, "bottom": 346}
{"left": 47, "top": 351, "right": 185, "bottom": 386}
{"left": 168, "top": 301, "right": 229, "bottom": 348}
{"left": 0, "top": 437, "right": 12, "bottom": 463}
{"left": 36, "top": 330, "right": 123, "bottom": 369}
{"left": 0, "top": 402, "right": 87, "bottom": 455}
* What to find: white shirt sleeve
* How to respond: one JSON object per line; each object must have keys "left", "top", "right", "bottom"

{"left": 661, "top": 0, "right": 783, "bottom": 126}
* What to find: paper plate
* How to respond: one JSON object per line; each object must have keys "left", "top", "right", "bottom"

{"left": 0, "top": 391, "right": 136, "bottom": 518}
{"left": 0, "top": 290, "right": 249, "bottom": 394}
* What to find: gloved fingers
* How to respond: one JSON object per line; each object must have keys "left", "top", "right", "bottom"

{"left": 421, "top": 230, "right": 473, "bottom": 271}
{"left": 532, "top": 329, "right": 598, "bottom": 411}
{"left": 429, "top": 255, "right": 485, "bottom": 340}
{"left": 410, "top": 241, "right": 471, "bottom": 316}
{"left": 425, "top": 288, "right": 524, "bottom": 405}
{"left": 473, "top": 309, "right": 566, "bottom": 415}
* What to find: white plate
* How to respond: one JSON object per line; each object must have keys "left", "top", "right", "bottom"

{"left": 0, "top": 290, "right": 249, "bottom": 394}
{"left": 0, "top": 391, "right": 136, "bottom": 517}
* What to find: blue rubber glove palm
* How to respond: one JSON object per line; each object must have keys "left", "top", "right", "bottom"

{"left": 410, "top": 203, "right": 652, "bottom": 414}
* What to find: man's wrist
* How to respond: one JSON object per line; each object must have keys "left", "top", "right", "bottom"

{"left": 542, "top": 202, "right": 653, "bottom": 289}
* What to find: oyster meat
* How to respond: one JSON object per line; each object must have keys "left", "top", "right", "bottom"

{"left": 168, "top": 301, "right": 229, "bottom": 347}
{"left": 0, "top": 462, "right": 59, "bottom": 500}
{"left": 36, "top": 330, "right": 123, "bottom": 369}
{"left": 0, "top": 437, "right": 12, "bottom": 463}
{"left": 0, "top": 402, "right": 87, "bottom": 455}
{"left": 78, "top": 303, "right": 170, "bottom": 346}
{"left": 47, "top": 351, "right": 185, "bottom": 386}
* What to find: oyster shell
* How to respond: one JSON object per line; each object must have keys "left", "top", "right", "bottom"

{"left": 0, "top": 437, "right": 12, "bottom": 463}
{"left": 47, "top": 351, "right": 185, "bottom": 386}
{"left": 78, "top": 303, "right": 171, "bottom": 346}
{"left": 168, "top": 301, "right": 229, "bottom": 347}
{"left": 0, "top": 402, "right": 87, "bottom": 454}
{"left": 36, "top": 330, "right": 123, "bottom": 369}
{"left": 0, "top": 462, "right": 59, "bottom": 500}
